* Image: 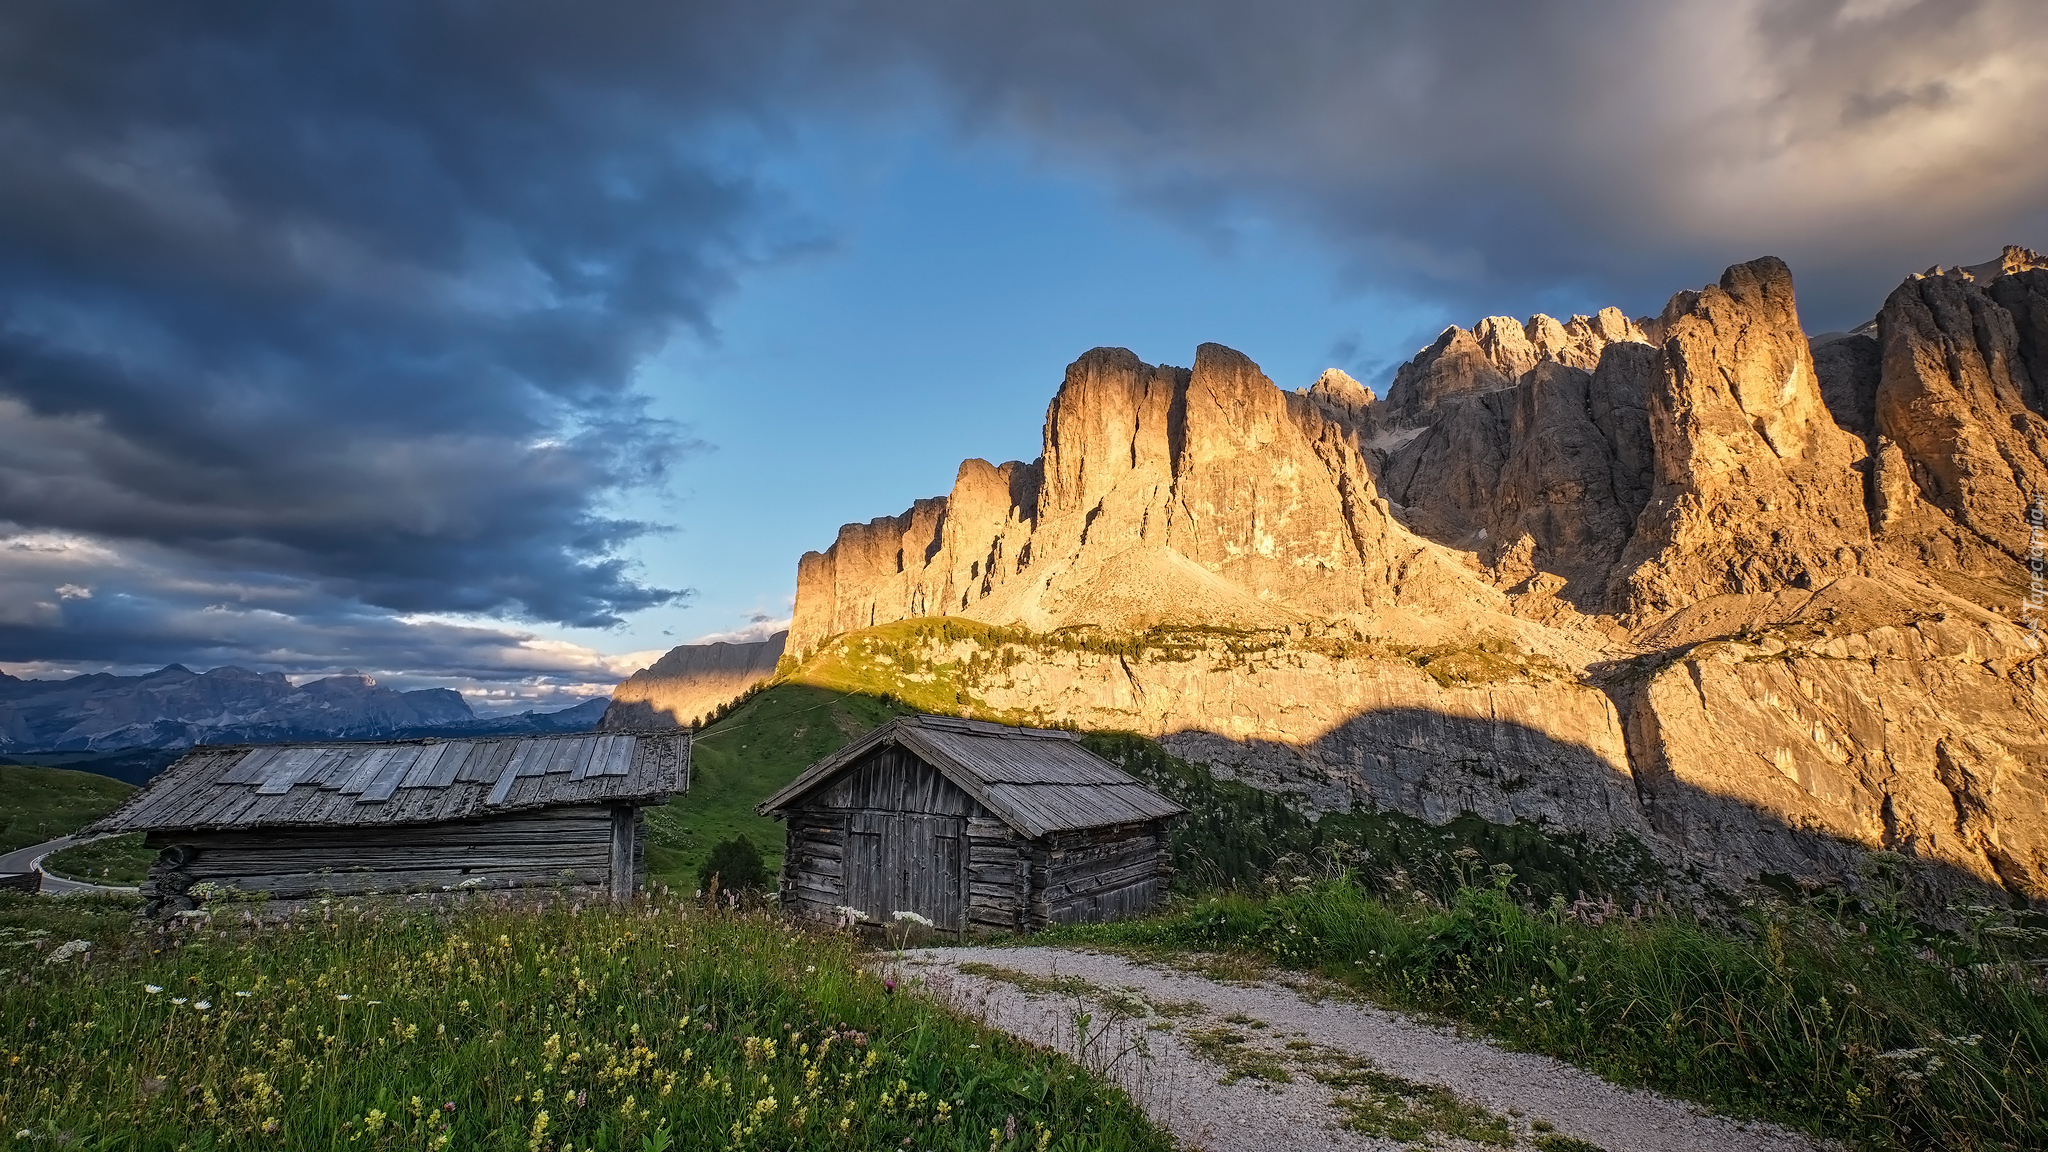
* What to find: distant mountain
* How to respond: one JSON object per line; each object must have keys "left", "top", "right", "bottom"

{"left": 0, "top": 666, "right": 606, "bottom": 780}
{"left": 393, "top": 697, "right": 610, "bottom": 739}
{"left": 600, "top": 631, "right": 787, "bottom": 730}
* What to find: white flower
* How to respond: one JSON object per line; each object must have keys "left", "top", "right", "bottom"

{"left": 833, "top": 905, "right": 869, "bottom": 925}
{"left": 194, "top": 1000, "right": 211, "bottom": 1011}
{"left": 336, "top": 994, "right": 352, "bottom": 1001}
{"left": 171, "top": 997, "right": 187, "bottom": 1006}
{"left": 891, "top": 910, "right": 934, "bottom": 928}
{"left": 15, "top": 1130, "right": 28, "bottom": 1139}
{"left": 234, "top": 990, "right": 252, "bottom": 997}
{"left": 144, "top": 984, "right": 163, "bottom": 994}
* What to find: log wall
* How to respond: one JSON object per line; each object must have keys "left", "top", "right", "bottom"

{"left": 1027, "top": 822, "right": 1173, "bottom": 927}
{"left": 140, "top": 804, "right": 642, "bottom": 911}
{"left": 775, "top": 747, "right": 1172, "bottom": 936}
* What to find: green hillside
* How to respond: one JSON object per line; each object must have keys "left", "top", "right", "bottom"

{"left": 0, "top": 764, "right": 135, "bottom": 853}
{"left": 642, "top": 684, "right": 914, "bottom": 891}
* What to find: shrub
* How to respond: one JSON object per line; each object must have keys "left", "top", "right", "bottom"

{"left": 699, "top": 834, "right": 770, "bottom": 896}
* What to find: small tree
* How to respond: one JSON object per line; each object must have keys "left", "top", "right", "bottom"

{"left": 698, "top": 834, "right": 770, "bottom": 897}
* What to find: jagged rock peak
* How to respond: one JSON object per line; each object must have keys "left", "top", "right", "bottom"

{"left": 1384, "top": 306, "right": 1650, "bottom": 417}
{"left": 1923, "top": 244, "right": 2048, "bottom": 285}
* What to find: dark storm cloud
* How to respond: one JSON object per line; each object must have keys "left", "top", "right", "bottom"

{"left": 5, "top": 0, "right": 2045, "bottom": 686}
{"left": 0, "top": 1, "right": 834, "bottom": 655}
{"left": 838, "top": 0, "right": 2048, "bottom": 328}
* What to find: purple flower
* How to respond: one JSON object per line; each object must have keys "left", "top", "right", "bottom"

{"left": 883, "top": 978, "right": 897, "bottom": 996}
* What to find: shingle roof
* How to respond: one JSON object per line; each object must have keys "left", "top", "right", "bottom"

{"left": 757, "top": 715, "right": 1182, "bottom": 839}
{"left": 89, "top": 732, "right": 688, "bottom": 834}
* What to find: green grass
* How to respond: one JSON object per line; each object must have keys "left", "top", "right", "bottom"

{"left": 1081, "top": 731, "right": 1668, "bottom": 903}
{"left": 0, "top": 764, "right": 135, "bottom": 853}
{"left": 0, "top": 891, "right": 1171, "bottom": 1152}
{"left": 1048, "top": 873, "right": 2048, "bottom": 1151}
{"left": 640, "top": 685, "right": 914, "bottom": 891}
{"left": 42, "top": 832, "right": 155, "bottom": 885}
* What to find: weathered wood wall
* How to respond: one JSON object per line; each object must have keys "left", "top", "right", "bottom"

{"left": 779, "top": 747, "right": 1002, "bottom": 934}
{"left": 1027, "top": 821, "right": 1173, "bottom": 927}
{"left": 141, "top": 804, "right": 642, "bottom": 910}
{"left": 777, "top": 746, "right": 1171, "bottom": 936}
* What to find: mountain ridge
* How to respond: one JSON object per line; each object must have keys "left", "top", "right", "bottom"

{"left": 774, "top": 248, "right": 2048, "bottom": 909}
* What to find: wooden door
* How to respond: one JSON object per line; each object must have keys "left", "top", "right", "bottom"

{"left": 846, "top": 811, "right": 964, "bottom": 933}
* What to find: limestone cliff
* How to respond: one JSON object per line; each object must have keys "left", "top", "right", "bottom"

{"left": 600, "top": 631, "right": 787, "bottom": 730}
{"left": 784, "top": 251, "right": 2048, "bottom": 908}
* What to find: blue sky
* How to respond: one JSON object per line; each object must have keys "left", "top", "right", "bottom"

{"left": 608, "top": 131, "right": 1464, "bottom": 660}
{"left": 1, "top": 2, "right": 2042, "bottom": 711}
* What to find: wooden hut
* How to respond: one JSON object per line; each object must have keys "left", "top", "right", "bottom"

{"left": 88, "top": 732, "right": 687, "bottom": 915}
{"left": 757, "top": 716, "right": 1183, "bottom": 935}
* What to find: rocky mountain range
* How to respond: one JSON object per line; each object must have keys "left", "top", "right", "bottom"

{"left": 0, "top": 664, "right": 604, "bottom": 764}
{"left": 777, "top": 246, "right": 2048, "bottom": 909}
{"left": 599, "top": 631, "right": 787, "bottom": 730}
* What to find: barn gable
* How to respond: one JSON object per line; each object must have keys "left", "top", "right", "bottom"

{"left": 759, "top": 716, "right": 1182, "bottom": 934}
{"left": 759, "top": 715, "right": 1182, "bottom": 837}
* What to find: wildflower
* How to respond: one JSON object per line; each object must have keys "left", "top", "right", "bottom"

{"left": 891, "top": 909, "right": 934, "bottom": 928}
{"left": 195, "top": 1000, "right": 212, "bottom": 1011}
{"left": 337, "top": 994, "right": 352, "bottom": 1001}
{"left": 443, "top": 1102, "right": 456, "bottom": 1113}
{"left": 235, "top": 990, "right": 252, "bottom": 997}
{"left": 172, "top": 997, "right": 188, "bottom": 1006}
{"left": 576, "top": 1090, "right": 587, "bottom": 1107}
{"left": 145, "top": 984, "right": 163, "bottom": 993}
{"left": 883, "top": 978, "right": 897, "bottom": 996}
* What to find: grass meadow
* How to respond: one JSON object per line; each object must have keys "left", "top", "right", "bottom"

{"left": 1048, "top": 867, "right": 2048, "bottom": 1152}
{"left": 0, "top": 892, "right": 1168, "bottom": 1152}
{"left": 0, "top": 766, "right": 134, "bottom": 854}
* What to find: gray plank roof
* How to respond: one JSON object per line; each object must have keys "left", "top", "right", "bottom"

{"left": 89, "top": 732, "right": 688, "bottom": 834}
{"left": 758, "top": 715, "right": 1182, "bottom": 839}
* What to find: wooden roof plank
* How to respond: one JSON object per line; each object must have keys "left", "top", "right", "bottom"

{"left": 455, "top": 741, "right": 509, "bottom": 783}
{"left": 338, "top": 748, "right": 395, "bottom": 795}
{"left": 88, "top": 732, "right": 688, "bottom": 833}
{"left": 358, "top": 747, "right": 420, "bottom": 804}
{"left": 398, "top": 743, "right": 450, "bottom": 789}
{"left": 217, "top": 748, "right": 276, "bottom": 785}
{"left": 486, "top": 746, "right": 527, "bottom": 806}
{"left": 421, "top": 742, "right": 469, "bottom": 788}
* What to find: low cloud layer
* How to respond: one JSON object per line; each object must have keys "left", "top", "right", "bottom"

{"left": 2, "top": 1, "right": 2042, "bottom": 700}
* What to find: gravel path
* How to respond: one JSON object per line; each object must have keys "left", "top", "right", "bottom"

{"left": 899, "top": 946, "right": 1836, "bottom": 1152}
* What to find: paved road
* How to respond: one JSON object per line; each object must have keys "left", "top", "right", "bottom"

{"left": 0, "top": 835, "right": 140, "bottom": 895}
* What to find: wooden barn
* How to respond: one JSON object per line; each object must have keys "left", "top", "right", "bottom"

{"left": 757, "top": 716, "right": 1183, "bottom": 935}
{"left": 88, "top": 732, "right": 687, "bottom": 915}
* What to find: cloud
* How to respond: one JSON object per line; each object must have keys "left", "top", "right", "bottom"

{"left": 5, "top": 1, "right": 2044, "bottom": 700}
{"left": 0, "top": 3, "right": 841, "bottom": 640}
{"left": 689, "top": 614, "right": 794, "bottom": 646}
{"left": 835, "top": 0, "right": 2048, "bottom": 327}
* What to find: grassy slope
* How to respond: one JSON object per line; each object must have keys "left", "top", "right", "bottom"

{"left": 642, "top": 684, "right": 914, "bottom": 891}
{"left": 0, "top": 764, "right": 134, "bottom": 853}
{"left": 0, "top": 892, "right": 1170, "bottom": 1152}
{"left": 1048, "top": 878, "right": 2048, "bottom": 1152}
